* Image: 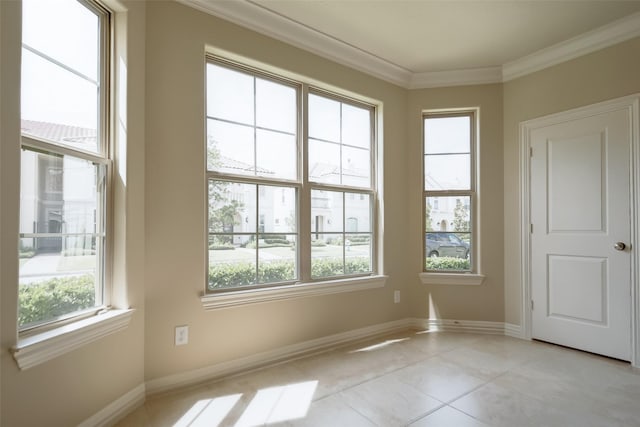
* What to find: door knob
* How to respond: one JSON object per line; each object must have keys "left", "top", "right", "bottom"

{"left": 614, "top": 242, "right": 626, "bottom": 251}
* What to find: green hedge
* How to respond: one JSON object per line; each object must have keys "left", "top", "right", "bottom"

{"left": 208, "top": 258, "right": 371, "bottom": 290}
{"left": 425, "top": 257, "right": 470, "bottom": 270}
{"left": 19, "top": 275, "right": 95, "bottom": 327}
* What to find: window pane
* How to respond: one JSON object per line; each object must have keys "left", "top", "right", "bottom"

{"left": 209, "top": 181, "right": 256, "bottom": 233}
{"left": 259, "top": 186, "right": 296, "bottom": 233}
{"left": 342, "top": 103, "right": 370, "bottom": 149}
{"left": 208, "top": 235, "right": 256, "bottom": 290}
{"left": 424, "top": 116, "right": 470, "bottom": 154}
{"left": 311, "top": 190, "right": 343, "bottom": 234}
{"left": 256, "top": 130, "right": 296, "bottom": 180}
{"left": 426, "top": 196, "right": 470, "bottom": 232}
{"left": 425, "top": 232, "right": 471, "bottom": 270}
{"left": 342, "top": 145, "right": 370, "bottom": 188}
{"left": 206, "top": 64, "right": 254, "bottom": 125}
{"left": 19, "top": 239, "right": 98, "bottom": 327}
{"left": 311, "top": 234, "right": 344, "bottom": 278}
{"left": 21, "top": 49, "right": 99, "bottom": 152}
{"left": 345, "top": 193, "right": 371, "bottom": 232}
{"left": 256, "top": 78, "right": 296, "bottom": 134}
{"left": 309, "top": 139, "right": 340, "bottom": 185}
{"left": 258, "top": 235, "right": 297, "bottom": 283}
{"left": 18, "top": 150, "right": 103, "bottom": 328}
{"left": 424, "top": 154, "right": 470, "bottom": 191}
{"left": 309, "top": 94, "right": 340, "bottom": 143}
{"left": 345, "top": 233, "right": 372, "bottom": 274}
{"left": 22, "top": 0, "right": 99, "bottom": 81}
{"left": 207, "top": 119, "right": 255, "bottom": 174}
{"left": 425, "top": 196, "right": 471, "bottom": 271}
{"left": 20, "top": 150, "right": 101, "bottom": 235}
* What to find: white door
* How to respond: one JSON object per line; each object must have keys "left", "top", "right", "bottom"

{"left": 530, "top": 107, "right": 632, "bottom": 361}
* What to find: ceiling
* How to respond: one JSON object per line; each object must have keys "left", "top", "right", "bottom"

{"left": 180, "top": 0, "right": 640, "bottom": 88}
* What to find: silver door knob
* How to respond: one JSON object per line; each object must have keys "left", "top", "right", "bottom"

{"left": 614, "top": 242, "right": 626, "bottom": 251}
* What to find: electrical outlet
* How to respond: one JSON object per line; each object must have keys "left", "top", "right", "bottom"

{"left": 175, "top": 325, "right": 189, "bottom": 346}
{"left": 394, "top": 290, "right": 400, "bottom": 303}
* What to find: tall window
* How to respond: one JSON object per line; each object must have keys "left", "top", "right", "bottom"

{"left": 206, "top": 59, "right": 376, "bottom": 292}
{"left": 423, "top": 112, "right": 476, "bottom": 272}
{"left": 19, "top": 0, "right": 110, "bottom": 329}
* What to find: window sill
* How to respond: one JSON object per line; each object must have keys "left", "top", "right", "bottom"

{"left": 202, "top": 275, "right": 388, "bottom": 310}
{"left": 11, "top": 309, "right": 134, "bottom": 370}
{"left": 419, "top": 272, "right": 485, "bottom": 286}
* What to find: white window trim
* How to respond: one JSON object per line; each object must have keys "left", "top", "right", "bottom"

{"left": 423, "top": 108, "right": 479, "bottom": 275}
{"left": 18, "top": 0, "right": 113, "bottom": 335}
{"left": 11, "top": 309, "right": 134, "bottom": 370}
{"left": 419, "top": 272, "right": 485, "bottom": 286}
{"left": 202, "top": 275, "right": 387, "bottom": 309}
{"left": 205, "top": 57, "right": 381, "bottom": 294}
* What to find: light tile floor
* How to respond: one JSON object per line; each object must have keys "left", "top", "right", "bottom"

{"left": 115, "top": 331, "right": 640, "bottom": 427}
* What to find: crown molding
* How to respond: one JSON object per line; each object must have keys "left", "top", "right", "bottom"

{"left": 179, "top": 0, "right": 640, "bottom": 88}
{"left": 503, "top": 12, "right": 640, "bottom": 81}
{"left": 177, "top": 0, "right": 412, "bottom": 87}
{"left": 409, "top": 67, "right": 503, "bottom": 89}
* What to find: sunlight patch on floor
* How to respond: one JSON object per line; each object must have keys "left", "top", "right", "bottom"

{"left": 350, "top": 338, "right": 410, "bottom": 353}
{"left": 173, "top": 393, "right": 242, "bottom": 427}
{"left": 173, "top": 380, "right": 318, "bottom": 427}
{"left": 236, "top": 380, "right": 318, "bottom": 426}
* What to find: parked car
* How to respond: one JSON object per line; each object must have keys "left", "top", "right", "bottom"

{"left": 426, "top": 232, "right": 469, "bottom": 258}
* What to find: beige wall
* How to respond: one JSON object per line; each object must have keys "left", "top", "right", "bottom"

{"left": 0, "top": 1, "right": 147, "bottom": 426}
{"left": 407, "top": 85, "right": 505, "bottom": 321}
{"left": 143, "top": 1, "right": 410, "bottom": 382}
{"left": 503, "top": 36, "right": 640, "bottom": 326}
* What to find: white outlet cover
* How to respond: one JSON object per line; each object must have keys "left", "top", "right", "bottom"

{"left": 175, "top": 325, "right": 189, "bottom": 346}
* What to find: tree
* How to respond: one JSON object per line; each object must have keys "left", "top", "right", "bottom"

{"left": 453, "top": 199, "right": 470, "bottom": 232}
{"left": 208, "top": 139, "right": 244, "bottom": 244}
{"left": 425, "top": 200, "right": 434, "bottom": 231}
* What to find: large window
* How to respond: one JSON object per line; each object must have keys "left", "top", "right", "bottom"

{"left": 19, "top": 0, "right": 110, "bottom": 329}
{"left": 423, "top": 112, "right": 476, "bottom": 272}
{"left": 206, "top": 59, "right": 376, "bottom": 292}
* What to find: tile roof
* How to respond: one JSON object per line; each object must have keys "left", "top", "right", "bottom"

{"left": 21, "top": 119, "right": 97, "bottom": 151}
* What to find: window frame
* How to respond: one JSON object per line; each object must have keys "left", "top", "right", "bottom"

{"left": 422, "top": 109, "right": 479, "bottom": 276}
{"left": 18, "top": 0, "right": 113, "bottom": 334}
{"left": 204, "top": 56, "right": 380, "bottom": 296}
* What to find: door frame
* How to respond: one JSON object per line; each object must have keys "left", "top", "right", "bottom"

{"left": 519, "top": 94, "right": 640, "bottom": 367}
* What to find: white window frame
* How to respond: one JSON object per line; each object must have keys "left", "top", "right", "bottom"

{"left": 203, "top": 57, "right": 386, "bottom": 308}
{"left": 420, "top": 109, "right": 484, "bottom": 285}
{"left": 11, "top": 0, "right": 132, "bottom": 370}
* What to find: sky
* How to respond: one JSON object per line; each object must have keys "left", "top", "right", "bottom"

{"left": 21, "top": 0, "right": 100, "bottom": 134}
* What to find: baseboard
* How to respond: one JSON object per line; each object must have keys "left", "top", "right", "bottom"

{"left": 411, "top": 318, "right": 508, "bottom": 335}
{"left": 504, "top": 322, "right": 524, "bottom": 339}
{"left": 78, "top": 383, "right": 145, "bottom": 427}
{"left": 145, "top": 318, "right": 414, "bottom": 395}
{"left": 87, "top": 317, "right": 526, "bottom": 424}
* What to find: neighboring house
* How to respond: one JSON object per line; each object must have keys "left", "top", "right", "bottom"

{"left": 425, "top": 174, "right": 470, "bottom": 232}
{"left": 20, "top": 120, "right": 98, "bottom": 254}
{"left": 211, "top": 156, "right": 371, "bottom": 242}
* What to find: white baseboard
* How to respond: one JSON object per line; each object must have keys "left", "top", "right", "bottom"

{"left": 86, "top": 317, "right": 527, "bottom": 424}
{"left": 145, "top": 318, "right": 414, "bottom": 395}
{"left": 504, "top": 323, "right": 524, "bottom": 339}
{"left": 411, "top": 318, "right": 507, "bottom": 335}
{"left": 78, "top": 383, "right": 145, "bottom": 427}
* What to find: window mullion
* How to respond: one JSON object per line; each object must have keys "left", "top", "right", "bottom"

{"left": 299, "top": 84, "right": 311, "bottom": 282}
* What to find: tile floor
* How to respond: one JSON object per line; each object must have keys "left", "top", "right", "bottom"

{"left": 115, "top": 331, "right": 640, "bottom": 427}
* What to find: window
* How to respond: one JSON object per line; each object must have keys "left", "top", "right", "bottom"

{"left": 19, "top": 0, "right": 110, "bottom": 330}
{"left": 206, "top": 59, "right": 376, "bottom": 292}
{"left": 423, "top": 112, "right": 475, "bottom": 272}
